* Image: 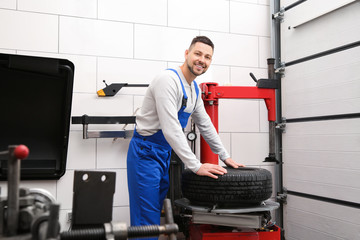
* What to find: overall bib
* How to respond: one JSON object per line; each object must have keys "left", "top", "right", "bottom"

{"left": 127, "top": 69, "right": 199, "bottom": 238}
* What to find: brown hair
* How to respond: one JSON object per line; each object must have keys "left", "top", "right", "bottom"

{"left": 189, "top": 36, "right": 214, "bottom": 51}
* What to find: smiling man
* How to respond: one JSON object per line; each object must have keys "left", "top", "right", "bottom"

{"left": 126, "top": 36, "right": 244, "bottom": 238}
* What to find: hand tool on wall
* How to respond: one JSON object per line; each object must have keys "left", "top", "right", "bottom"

{"left": 97, "top": 80, "right": 149, "bottom": 97}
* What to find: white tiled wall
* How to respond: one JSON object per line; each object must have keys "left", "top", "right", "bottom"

{"left": 98, "top": 0, "right": 167, "bottom": 26}
{"left": 202, "top": 31, "right": 259, "bottom": 66}
{"left": 0, "top": 0, "right": 16, "bottom": 9}
{"left": 59, "top": 16, "right": 134, "bottom": 57}
{"left": 18, "top": 0, "right": 97, "bottom": 18}
{"left": 134, "top": 25, "right": 198, "bottom": 61}
{"left": 230, "top": 2, "right": 270, "bottom": 36}
{"left": 0, "top": 9, "right": 58, "bottom": 52}
{"left": 0, "top": 0, "right": 272, "bottom": 230}
{"left": 168, "top": 0, "right": 230, "bottom": 32}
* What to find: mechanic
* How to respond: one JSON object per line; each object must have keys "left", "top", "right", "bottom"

{"left": 127, "top": 36, "right": 244, "bottom": 236}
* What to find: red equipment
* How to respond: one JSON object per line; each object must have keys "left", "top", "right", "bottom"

{"left": 200, "top": 82, "right": 276, "bottom": 164}
{"left": 190, "top": 224, "right": 281, "bottom": 240}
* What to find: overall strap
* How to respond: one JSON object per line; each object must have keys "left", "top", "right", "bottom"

{"left": 191, "top": 80, "right": 200, "bottom": 112}
{"left": 193, "top": 80, "right": 199, "bottom": 99}
{"left": 167, "top": 68, "right": 187, "bottom": 107}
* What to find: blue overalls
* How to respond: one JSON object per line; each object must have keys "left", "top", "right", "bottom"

{"left": 127, "top": 69, "right": 199, "bottom": 239}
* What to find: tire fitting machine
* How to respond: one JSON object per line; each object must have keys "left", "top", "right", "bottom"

{"left": 175, "top": 59, "right": 281, "bottom": 240}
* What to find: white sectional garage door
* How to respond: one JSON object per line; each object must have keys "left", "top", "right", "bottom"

{"left": 279, "top": 0, "right": 360, "bottom": 239}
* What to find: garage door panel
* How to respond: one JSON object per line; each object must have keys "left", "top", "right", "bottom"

{"left": 280, "top": 1, "right": 360, "bottom": 62}
{"left": 284, "top": 195, "right": 360, "bottom": 240}
{"left": 279, "top": 0, "right": 360, "bottom": 239}
{"left": 284, "top": 134, "right": 360, "bottom": 152}
{"left": 284, "top": 100, "right": 360, "bottom": 120}
{"left": 284, "top": 150, "right": 360, "bottom": 170}
{"left": 284, "top": 179, "right": 360, "bottom": 204}
{"left": 284, "top": 167, "right": 360, "bottom": 203}
{"left": 283, "top": 119, "right": 360, "bottom": 153}
{"left": 282, "top": 47, "right": 360, "bottom": 119}
{"left": 285, "top": 223, "right": 343, "bottom": 240}
{"left": 284, "top": 165, "right": 360, "bottom": 189}
{"left": 282, "top": 47, "right": 360, "bottom": 92}
{"left": 286, "top": 195, "right": 360, "bottom": 223}
{"left": 283, "top": 119, "right": 360, "bottom": 203}
{"left": 283, "top": 118, "right": 360, "bottom": 135}
{"left": 285, "top": 208, "right": 359, "bottom": 240}
{"left": 284, "top": 82, "right": 359, "bottom": 105}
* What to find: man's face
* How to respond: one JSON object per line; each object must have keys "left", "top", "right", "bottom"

{"left": 185, "top": 42, "right": 213, "bottom": 77}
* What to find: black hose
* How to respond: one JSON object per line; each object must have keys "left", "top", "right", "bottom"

{"left": 60, "top": 227, "right": 105, "bottom": 240}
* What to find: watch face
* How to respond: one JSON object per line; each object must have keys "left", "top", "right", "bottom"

{"left": 187, "top": 132, "right": 196, "bottom": 141}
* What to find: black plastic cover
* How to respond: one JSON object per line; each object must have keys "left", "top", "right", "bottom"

{"left": 71, "top": 171, "right": 115, "bottom": 228}
{"left": 0, "top": 53, "right": 74, "bottom": 180}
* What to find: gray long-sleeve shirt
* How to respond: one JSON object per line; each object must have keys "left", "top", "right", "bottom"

{"left": 135, "top": 67, "right": 230, "bottom": 173}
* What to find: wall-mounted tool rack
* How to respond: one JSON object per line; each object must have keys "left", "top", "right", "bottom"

{"left": 71, "top": 115, "right": 136, "bottom": 139}
{"left": 72, "top": 82, "right": 149, "bottom": 139}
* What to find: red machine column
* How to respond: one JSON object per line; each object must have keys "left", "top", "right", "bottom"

{"left": 200, "top": 83, "right": 219, "bottom": 164}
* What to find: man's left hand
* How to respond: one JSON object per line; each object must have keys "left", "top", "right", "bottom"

{"left": 224, "top": 158, "right": 245, "bottom": 168}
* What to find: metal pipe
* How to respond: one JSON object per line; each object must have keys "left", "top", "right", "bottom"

{"left": 267, "top": 58, "right": 277, "bottom": 161}
{"left": 163, "top": 199, "right": 177, "bottom": 240}
{"left": 284, "top": 0, "right": 307, "bottom": 11}
{"left": 83, "top": 124, "right": 89, "bottom": 139}
{"left": 46, "top": 204, "right": 60, "bottom": 239}
{"left": 6, "top": 145, "right": 20, "bottom": 236}
{"left": 271, "top": 0, "right": 284, "bottom": 229}
{"left": 72, "top": 116, "right": 136, "bottom": 125}
{"left": 286, "top": 112, "right": 360, "bottom": 123}
{"left": 267, "top": 58, "right": 275, "bottom": 79}
{"left": 268, "top": 122, "right": 276, "bottom": 158}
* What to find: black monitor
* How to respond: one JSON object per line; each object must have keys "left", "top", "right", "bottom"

{"left": 0, "top": 53, "right": 74, "bottom": 180}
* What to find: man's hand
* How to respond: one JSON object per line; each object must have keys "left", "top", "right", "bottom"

{"left": 196, "top": 163, "right": 227, "bottom": 179}
{"left": 224, "top": 158, "right": 245, "bottom": 168}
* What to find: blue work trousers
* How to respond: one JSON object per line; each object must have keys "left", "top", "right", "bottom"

{"left": 127, "top": 130, "right": 172, "bottom": 240}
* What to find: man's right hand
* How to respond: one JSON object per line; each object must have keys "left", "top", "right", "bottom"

{"left": 196, "top": 163, "right": 227, "bottom": 179}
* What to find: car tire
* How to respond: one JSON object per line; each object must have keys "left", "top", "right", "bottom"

{"left": 181, "top": 167, "right": 272, "bottom": 207}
